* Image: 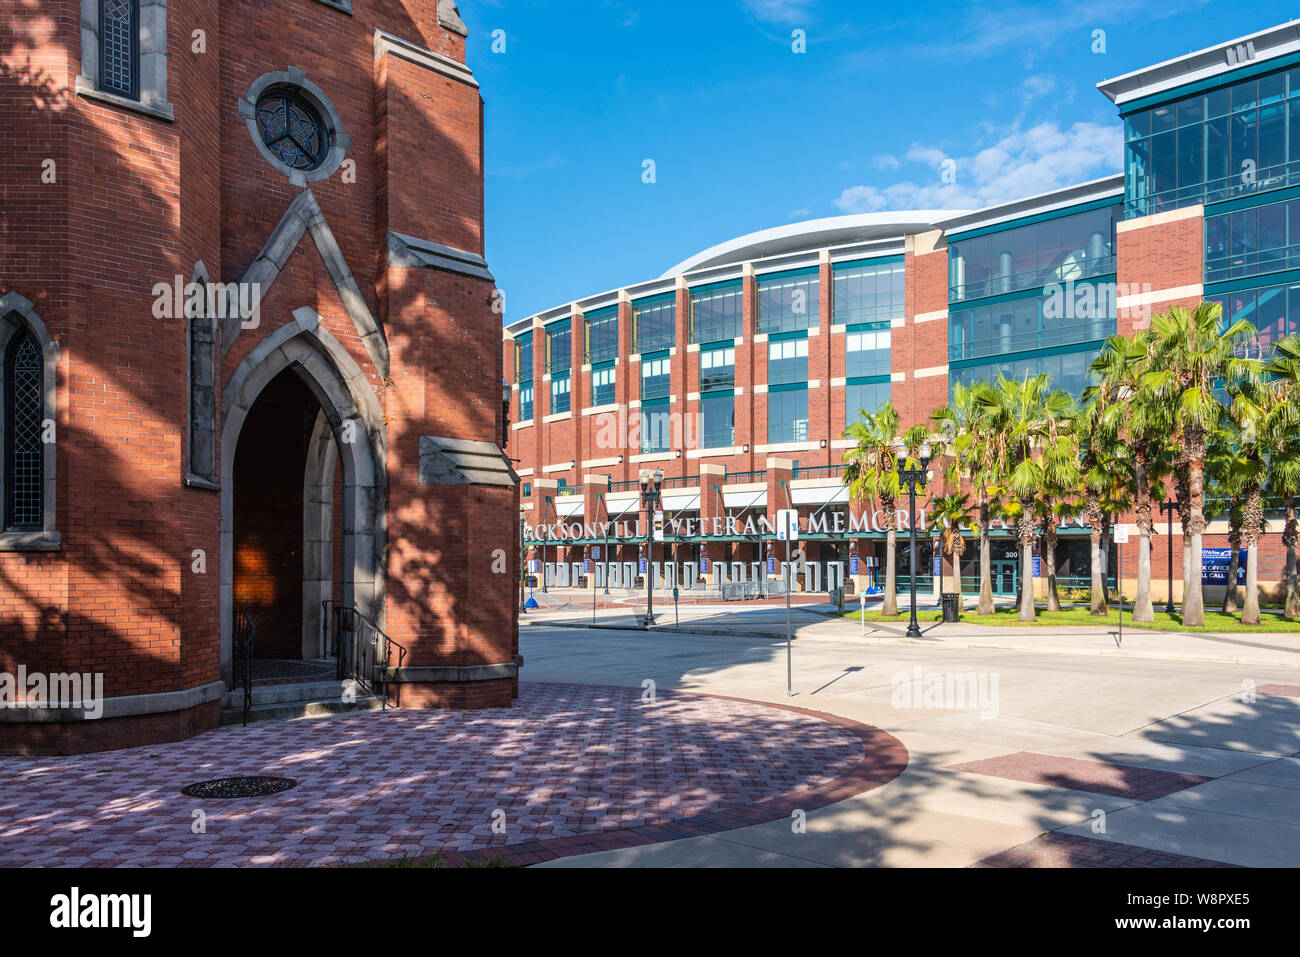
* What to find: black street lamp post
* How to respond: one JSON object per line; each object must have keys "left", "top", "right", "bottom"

{"left": 519, "top": 509, "right": 527, "bottom": 615}
{"left": 640, "top": 469, "right": 664, "bottom": 626}
{"left": 895, "top": 439, "right": 932, "bottom": 640}
{"left": 1159, "top": 500, "right": 1177, "bottom": 614}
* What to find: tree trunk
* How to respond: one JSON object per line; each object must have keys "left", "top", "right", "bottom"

{"left": 978, "top": 493, "right": 994, "bottom": 616}
{"left": 954, "top": 544, "right": 965, "bottom": 610}
{"left": 1284, "top": 497, "right": 1300, "bottom": 620}
{"left": 1222, "top": 507, "right": 1241, "bottom": 615}
{"left": 1045, "top": 523, "right": 1061, "bottom": 612}
{"left": 883, "top": 525, "right": 898, "bottom": 617}
{"left": 1089, "top": 524, "right": 1106, "bottom": 615}
{"left": 1242, "top": 480, "right": 1263, "bottom": 626}
{"left": 1019, "top": 499, "right": 1037, "bottom": 622}
{"left": 1134, "top": 459, "right": 1155, "bottom": 623}
{"left": 1184, "top": 452, "right": 1207, "bottom": 628}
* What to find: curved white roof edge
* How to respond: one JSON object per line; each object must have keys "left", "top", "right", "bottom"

{"left": 660, "top": 210, "right": 969, "bottom": 278}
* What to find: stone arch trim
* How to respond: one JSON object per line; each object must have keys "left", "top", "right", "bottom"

{"left": 0, "top": 292, "right": 61, "bottom": 551}
{"left": 219, "top": 190, "right": 389, "bottom": 380}
{"left": 219, "top": 308, "right": 387, "bottom": 679}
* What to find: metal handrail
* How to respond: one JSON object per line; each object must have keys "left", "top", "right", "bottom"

{"left": 323, "top": 601, "right": 408, "bottom": 709}
{"left": 232, "top": 611, "right": 255, "bottom": 727}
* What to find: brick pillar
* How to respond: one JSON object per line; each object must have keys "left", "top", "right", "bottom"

{"left": 1116, "top": 206, "right": 1204, "bottom": 335}
{"left": 532, "top": 317, "right": 547, "bottom": 465}
{"left": 673, "top": 275, "right": 692, "bottom": 472}
{"left": 903, "top": 229, "right": 949, "bottom": 429}
{"left": 766, "top": 457, "right": 794, "bottom": 580}
{"left": 616, "top": 290, "right": 634, "bottom": 486}
{"left": 810, "top": 249, "right": 833, "bottom": 466}
{"left": 737, "top": 262, "right": 757, "bottom": 470}
{"left": 699, "top": 463, "right": 727, "bottom": 576}
{"left": 569, "top": 303, "right": 586, "bottom": 483}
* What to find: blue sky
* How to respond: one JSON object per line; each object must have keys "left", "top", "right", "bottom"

{"left": 462, "top": 0, "right": 1298, "bottom": 323}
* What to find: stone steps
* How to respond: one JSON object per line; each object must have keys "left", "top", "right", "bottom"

{"left": 220, "top": 678, "right": 386, "bottom": 727}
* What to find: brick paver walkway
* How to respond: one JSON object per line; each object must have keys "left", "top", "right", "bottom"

{"left": 0, "top": 682, "right": 906, "bottom": 868}
{"left": 973, "top": 833, "right": 1237, "bottom": 868}
{"left": 947, "top": 752, "right": 1211, "bottom": 801}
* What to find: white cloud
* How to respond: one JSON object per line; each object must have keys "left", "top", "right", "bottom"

{"left": 740, "top": 0, "right": 816, "bottom": 26}
{"left": 832, "top": 120, "right": 1121, "bottom": 213}
{"left": 871, "top": 154, "right": 900, "bottom": 171}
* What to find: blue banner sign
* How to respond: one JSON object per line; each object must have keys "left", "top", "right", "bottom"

{"left": 1202, "top": 548, "right": 1248, "bottom": 585}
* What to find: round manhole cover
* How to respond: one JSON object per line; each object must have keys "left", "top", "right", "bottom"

{"left": 181, "top": 776, "right": 299, "bottom": 799}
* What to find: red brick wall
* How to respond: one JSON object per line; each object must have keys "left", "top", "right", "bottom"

{"left": 1116, "top": 208, "right": 1205, "bottom": 334}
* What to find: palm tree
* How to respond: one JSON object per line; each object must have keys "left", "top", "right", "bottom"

{"left": 842, "top": 401, "right": 903, "bottom": 615}
{"left": 930, "top": 492, "right": 971, "bottom": 609}
{"left": 932, "top": 382, "right": 999, "bottom": 615}
{"left": 1225, "top": 377, "right": 1276, "bottom": 625}
{"left": 979, "top": 373, "right": 1077, "bottom": 622}
{"left": 1141, "top": 302, "right": 1257, "bottom": 627}
{"left": 1263, "top": 335, "right": 1300, "bottom": 618}
{"left": 1075, "top": 392, "right": 1127, "bottom": 615}
{"left": 1087, "top": 331, "right": 1175, "bottom": 623}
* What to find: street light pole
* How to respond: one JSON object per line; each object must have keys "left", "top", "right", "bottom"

{"left": 895, "top": 439, "right": 932, "bottom": 640}
{"left": 640, "top": 469, "right": 664, "bottom": 627}
{"left": 519, "top": 510, "right": 527, "bottom": 615}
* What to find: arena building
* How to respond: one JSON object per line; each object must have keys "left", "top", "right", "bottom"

{"left": 506, "top": 20, "right": 1300, "bottom": 606}
{"left": 0, "top": 1, "right": 519, "bottom": 753}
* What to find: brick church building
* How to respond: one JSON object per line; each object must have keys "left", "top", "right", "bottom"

{"left": 0, "top": 0, "right": 519, "bottom": 753}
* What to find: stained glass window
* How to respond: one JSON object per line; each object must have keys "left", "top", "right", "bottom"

{"left": 256, "top": 91, "right": 329, "bottom": 171}
{"left": 6, "top": 334, "right": 43, "bottom": 530}
{"left": 100, "top": 0, "right": 138, "bottom": 99}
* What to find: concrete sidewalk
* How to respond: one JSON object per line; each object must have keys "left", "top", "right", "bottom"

{"left": 523, "top": 602, "right": 1300, "bottom": 669}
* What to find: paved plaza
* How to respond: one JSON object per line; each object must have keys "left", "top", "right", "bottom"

{"left": 4, "top": 604, "right": 1300, "bottom": 867}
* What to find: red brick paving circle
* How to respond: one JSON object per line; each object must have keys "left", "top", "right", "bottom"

{"left": 0, "top": 682, "right": 907, "bottom": 868}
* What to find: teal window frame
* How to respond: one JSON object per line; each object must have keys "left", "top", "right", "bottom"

{"left": 690, "top": 280, "right": 743, "bottom": 344}
{"left": 699, "top": 391, "right": 735, "bottom": 449}
{"left": 767, "top": 386, "right": 809, "bottom": 444}
{"left": 545, "top": 319, "right": 572, "bottom": 375}
{"left": 948, "top": 203, "right": 1120, "bottom": 303}
{"left": 518, "top": 381, "right": 534, "bottom": 422}
{"left": 767, "top": 333, "right": 809, "bottom": 386}
{"left": 515, "top": 332, "right": 533, "bottom": 384}
{"left": 757, "top": 267, "right": 819, "bottom": 335}
{"left": 949, "top": 343, "right": 1100, "bottom": 399}
{"left": 640, "top": 352, "right": 671, "bottom": 402}
{"left": 948, "top": 281, "right": 1117, "bottom": 363}
{"left": 633, "top": 294, "right": 677, "bottom": 354}
{"left": 550, "top": 372, "right": 571, "bottom": 415}
{"left": 832, "top": 258, "right": 905, "bottom": 325}
{"left": 845, "top": 321, "right": 892, "bottom": 378}
{"left": 585, "top": 307, "right": 619, "bottom": 365}
{"left": 640, "top": 398, "right": 672, "bottom": 453}
{"left": 590, "top": 361, "right": 616, "bottom": 407}
{"left": 699, "top": 343, "right": 736, "bottom": 393}
{"left": 845, "top": 378, "right": 892, "bottom": 428}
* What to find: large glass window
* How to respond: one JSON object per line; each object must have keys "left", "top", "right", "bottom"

{"left": 641, "top": 402, "right": 672, "bottom": 454}
{"left": 1207, "top": 281, "right": 1300, "bottom": 355}
{"left": 768, "top": 388, "right": 809, "bottom": 444}
{"left": 1125, "top": 67, "right": 1300, "bottom": 218}
{"left": 948, "top": 283, "right": 1116, "bottom": 363}
{"left": 550, "top": 374, "right": 570, "bottom": 415}
{"left": 641, "top": 355, "right": 671, "bottom": 402}
{"left": 633, "top": 295, "right": 676, "bottom": 354}
{"left": 514, "top": 332, "right": 533, "bottom": 383}
{"left": 949, "top": 205, "right": 1120, "bottom": 302}
{"left": 700, "top": 393, "right": 734, "bottom": 449}
{"left": 699, "top": 344, "right": 735, "bottom": 393}
{"left": 590, "top": 364, "right": 616, "bottom": 407}
{"left": 585, "top": 308, "right": 618, "bottom": 364}
{"left": 690, "top": 281, "right": 743, "bottom": 343}
{"left": 545, "top": 319, "right": 571, "bottom": 375}
{"left": 1205, "top": 195, "right": 1300, "bottom": 281}
{"left": 845, "top": 381, "right": 891, "bottom": 427}
{"left": 757, "top": 269, "right": 819, "bottom": 334}
{"left": 767, "top": 337, "right": 808, "bottom": 386}
{"left": 519, "top": 382, "right": 534, "bottom": 421}
{"left": 845, "top": 325, "right": 891, "bottom": 378}
{"left": 833, "top": 260, "right": 905, "bottom": 324}
{"left": 949, "top": 346, "right": 1098, "bottom": 399}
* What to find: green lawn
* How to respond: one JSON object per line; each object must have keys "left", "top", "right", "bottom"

{"left": 841, "top": 603, "right": 1300, "bottom": 634}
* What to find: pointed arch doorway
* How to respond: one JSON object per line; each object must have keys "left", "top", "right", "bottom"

{"left": 219, "top": 316, "right": 386, "bottom": 684}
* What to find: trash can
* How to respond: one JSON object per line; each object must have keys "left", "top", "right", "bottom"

{"left": 941, "top": 593, "right": 960, "bottom": 623}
